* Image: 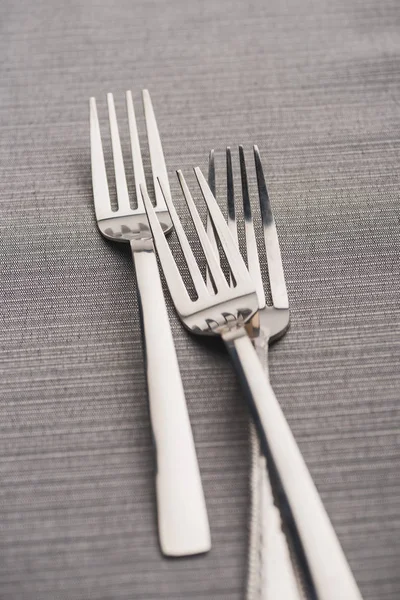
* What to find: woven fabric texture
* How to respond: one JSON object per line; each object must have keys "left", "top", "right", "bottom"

{"left": 1, "top": 0, "right": 399, "bottom": 598}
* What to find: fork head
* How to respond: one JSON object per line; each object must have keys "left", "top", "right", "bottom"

{"left": 140, "top": 169, "right": 259, "bottom": 336}
{"left": 90, "top": 90, "right": 172, "bottom": 243}
{"left": 207, "top": 146, "right": 289, "bottom": 342}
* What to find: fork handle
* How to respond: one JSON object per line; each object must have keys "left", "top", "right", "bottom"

{"left": 131, "top": 241, "right": 211, "bottom": 557}
{"left": 247, "top": 334, "right": 302, "bottom": 600}
{"left": 223, "top": 328, "right": 363, "bottom": 600}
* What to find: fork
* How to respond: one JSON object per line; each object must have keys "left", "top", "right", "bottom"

{"left": 141, "top": 165, "right": 363, "bottom": 600}
{"left": 207, "top": 147, "right": 301, "bottom": 600}
{"left": 89, "top": 90, "right": 210, "bottom": 557}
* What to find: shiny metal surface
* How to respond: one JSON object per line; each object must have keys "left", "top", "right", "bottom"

{"left": 145, "top": 155, "right": 362, "bottom": 600}
{"left": 90, "top": 90, "right": 210, "bottom": 558}
{"left": 205, "top": 149, "right": 218, "bottom": 293}
{"left": 142, "top": 169, "right": 258, "bottom": 334}
{"left": 208, "top": 147, "right": 300, "bottom": 600}
{"left": 206, "top": 148, "right": 299, "bottom": 599}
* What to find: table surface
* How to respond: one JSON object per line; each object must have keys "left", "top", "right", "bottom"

{"left": 1, "top": 0, "right": 399, "bottom": 598}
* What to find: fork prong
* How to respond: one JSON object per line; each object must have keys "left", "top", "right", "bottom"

{"left": 239, "top": 146, "right": 266, "bottom": 309}
{"left": 90, "top": 97, "right": 112, "bottom": 221}
{"left": 254, "top": 146, "right": 288, "bottom": 309}
{"left": 143, "top": 89, "right": 171, "bottom": 210}
{"left": 226, "top": 147, "right": 238, "bottom": 288}
{"left": 226, "top": 147, "right": 238, "bottom": 246}
{"left": 107, "top": 93, "right": 131, "bottom": 213}
{"left": 206, "top": 150, "right": 219, "bottom": 292}
{"left": 194, "top": 167, "right": 251, "bottom": 290}
{"left": 140, "top": 184, "right": 192, "bottom": 314}
{"left": 157, "top": 176, "right": 208, "bottom": 299}
{"left": 126, "top": 90, "right": 146, "bottom": 210}
{"left": 208, "top": 149, "right": 216, "bottom": 198}
{"left": 178, "top": 170, "right": 228, "bottom": 293}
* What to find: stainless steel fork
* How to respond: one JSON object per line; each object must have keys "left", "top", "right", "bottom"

{"left": 89, "top": 90, "right": 210, "bottom": 557}
{"left": 142, "top": 166, "right": 362, "bottom": 600}
{"left": 207, "top": 147, "right": 301, "bottom": 600}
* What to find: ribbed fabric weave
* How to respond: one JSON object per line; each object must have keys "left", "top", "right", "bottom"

{"left": 1, "top": 0, "right": 399, "bottom": 598}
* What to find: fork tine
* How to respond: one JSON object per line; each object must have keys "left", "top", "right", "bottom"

{"left": 194, "top": 167, "right": 251, "bottom": 289}
{"left": 126, "top": 90, "right": 146, "bottom": 210}
{"left": 206, "top": 150, "right": 219, "bottom": 292}
{"left": 143, "top": 89, "right": 171, "bottom": 209}
{"left": 208, "top": 149, "right": 216, "bottom": 197}
{"left": 239, "top": 146, "right": 266, "bottom": 309}
{"left": 157, "top": 176, "right": 208, "bottom": 299}
{"left": 177, "top": 170, "right": 228, "bottom": 293}
{"left": 90, "top": 97, "right": 112, "bottom": 221}
{"left": 140, "top": 184, "right": 192, "bottom": 314}
{"left": 254, "top": 145, "right": 288, "bottom": 309}
{"left": 226, "top": 147, "right": 237, "bottom": 288}
{"left": 107, "top": 93, "right": 131, "bottom": 213}
{"left": 226, "top": 147, "right": 238, "bottom": 246}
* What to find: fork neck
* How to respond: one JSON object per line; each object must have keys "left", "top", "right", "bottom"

{"left": 131, "top": 237, "right": 155, "bottom": 252}
{"left": 245, "top": 313, "right": 261, "bottom": 340}
{"left": 221, "top": 326, "right": 249, "bottom": 343}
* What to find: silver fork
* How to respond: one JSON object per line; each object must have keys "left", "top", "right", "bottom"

{"left": 141, "top": 166, "right": 362, "bottom": 600}
{"left": 207, "top": 146, "right": 301, "bottom": 600}
{"left": 89, "top": 90, "right": 210, "bottom": 557}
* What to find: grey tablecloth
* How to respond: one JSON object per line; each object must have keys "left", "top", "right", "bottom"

{"left": 1, "top": 0, "right": 399, "bottom": 598}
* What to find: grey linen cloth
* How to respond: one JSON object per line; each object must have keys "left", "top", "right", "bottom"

{"left": 1, "top": 0, "right": 399, "bottom": 598}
